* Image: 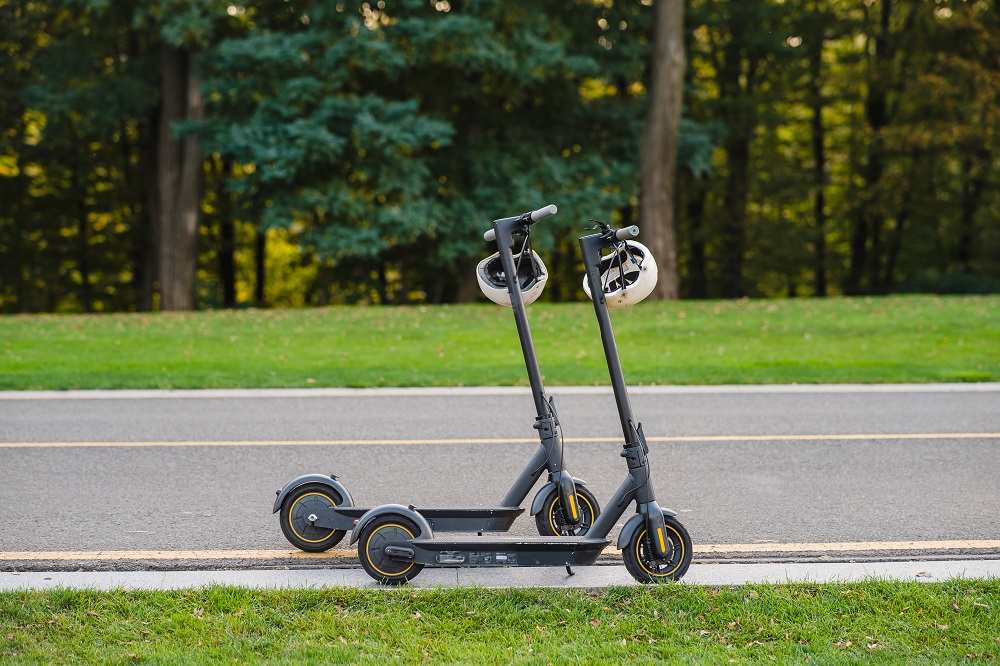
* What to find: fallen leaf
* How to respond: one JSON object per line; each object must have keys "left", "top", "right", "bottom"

{"left": 834, "top": 641, "right": 854, "bottom": 649}
{"left": 339, "top": 636, "right": 347, "bottom": 644}
{"left": 192, "top": 608, "right": 204, "bottom": 618}
{"left": 868, "top": 643, "right": 879, "bottom": 651}
{"left": 86, "top": 611, "right": 99, "bottom": 617}
{"left": 589, "top": 619, "right": 601, "bottom": 628}
{"left": 952, "top": 602, "right": 961, "bottom": 612}
{"left": 974, "top": 603, "right": 989, "bottom": 609}
{"left": 936, "top": 623, "right": 949, "bottom": 630}
{"left": 412, "top": 612, "right": 422, "bottom": 620}
{"left": 915, "top": 571, "right": 932, "bottom": 578}
{"left": 6, "top": 634, "right": 13, "bottom": 641}
{"left": 621, "top": 639, "right": 627, "bottom": 646}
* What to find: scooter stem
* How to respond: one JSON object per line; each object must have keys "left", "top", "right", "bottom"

{"left": 579, "top": 232, "right": 637, "bottom": 443}
{"left": 493, "top": 215, "right": 550, "bottom": 419}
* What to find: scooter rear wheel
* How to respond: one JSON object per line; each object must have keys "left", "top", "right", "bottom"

{"left": 622, "top": 514, "right": 692, "bottom": 583}
{"left": 358, "top": 515, "right": 424, "bottom": 585}
{"left": 535, "top": 484, "right": 600, "bottom": 537}
{"left": 279, "top": 483, "right": 347, "bottom": 552}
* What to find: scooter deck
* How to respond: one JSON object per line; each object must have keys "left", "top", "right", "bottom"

{"left": 403, "top": 536, "right": 610, "bottom": 567}
{"left": 314, "top": 506, "right": 525, "bottom": 532}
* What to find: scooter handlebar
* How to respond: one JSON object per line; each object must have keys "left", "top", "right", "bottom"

{"left": 529, "top": 204, "right": 558, "bottom": 223}
{"left": 615, "top": 225, "right": 639, "bottom": 241}
{"left": 483, "top": 204, "right": 558, "bottom": 243}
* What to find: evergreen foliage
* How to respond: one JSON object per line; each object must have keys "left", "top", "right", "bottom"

{"left": 1, "top": 0, "right": 998, "bottom": 311}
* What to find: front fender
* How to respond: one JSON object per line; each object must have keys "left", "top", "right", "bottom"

{"left": 273, "top": 474, "right": 354, "bottom": 513}
{"left": 348, "top": 504, "right": 433, "bottom": 546}
{"left": 529, "top": 475, "right": 588, "bottom": 516}
{"left": 615, "top": 504, "right": 678, "bottom": 550}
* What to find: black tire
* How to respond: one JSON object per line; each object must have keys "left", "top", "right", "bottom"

{"left": 358, "top": 514, "right": 424, "bottom": 585}
{"left": 534, "top": 484, "right": 601, "bottom": 537}
{"left": 278, "top": 483, "right": 347, "bottom": 552}
{"left": 622, "top": 514, "right": 692, "bottom": 584}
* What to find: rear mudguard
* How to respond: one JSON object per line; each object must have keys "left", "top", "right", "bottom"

{"left": 615, "top": 503, "right": 678, "bottom": 550}
{"left": 273, "top": 474, "right": 355, "bottom": 514}
{"left": 529, "top": 475, "right": 588, "bottom": 516}
{"left": 349, "top": 504, "right": 433, "bottom": 546}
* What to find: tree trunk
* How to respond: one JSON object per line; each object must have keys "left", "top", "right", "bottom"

{"left": 720, "top": 134, "right": 749, "bottom": 298}
{"left": 219, "top": 218, "right": 236, "bottom": 308}
{"left": 683, "top": 173, "right": 708, "bottom": 299}
{"left": 847, "top": 0, "right": 891, "bottom": 295}
{"left": 156, "top": 44, "right": 203, "bottom": 311}
{"left": 807, "top": 21, "right": 827, "bottom": 298}
{"left": 957, "top": 149, "right": 990, "bottom": 270}
{"left": 255, "top": 227, "right": 266, "bottom": 307}
{"left": 216, "top": 161, "right": 236, "bottom": 308}
{"left": 638, "top": 0, "right": 685, "bottom": 300}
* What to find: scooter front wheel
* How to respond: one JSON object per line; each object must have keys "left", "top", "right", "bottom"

{"left": 535, "top": 484, "right": 600, "bottom": 537}
{"left": 279, "top": 483, "right": 347, "bottom": 552}
{"left": 358, "top": 515, "right": 424, "bottom": 585}
{"left": 622, "top": 514, "right": 692, "bottom": 583}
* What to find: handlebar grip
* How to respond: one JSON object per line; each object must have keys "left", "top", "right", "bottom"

{"left": 484, "top": 228, "right": 496, "bottom": 242}
{"left": 615, "top": 225, "right": 639, "bottom": 241}
{"left": 529, "top": 204, "right": 558, "bottom": 223}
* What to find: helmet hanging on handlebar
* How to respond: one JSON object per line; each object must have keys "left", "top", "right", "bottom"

{"left": 582, "top": 240, "right": 657, "bottom": 308}
{"left": 477, "top": 249, "right": 548, "bottom": 307}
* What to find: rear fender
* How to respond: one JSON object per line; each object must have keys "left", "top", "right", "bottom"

{"left": 273, "top": 474, "right": 354, "bottom": 514}
{"left": 349, "top": 505, "right": 433, "bottom": 546}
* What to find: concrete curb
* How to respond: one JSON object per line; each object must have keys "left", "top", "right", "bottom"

{"left": 4, "top": 560, "right": 999, "bottom": 591}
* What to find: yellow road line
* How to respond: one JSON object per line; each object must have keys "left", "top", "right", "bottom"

{"left": 2, "top": 433, "right": 1000, "bottom": 448}
{"left": 2, "top": 540, "right": 998, "bottom": 562}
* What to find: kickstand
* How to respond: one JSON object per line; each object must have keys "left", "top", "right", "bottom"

{"left": 565, "top": 565, "right": 575, "bottom": 577}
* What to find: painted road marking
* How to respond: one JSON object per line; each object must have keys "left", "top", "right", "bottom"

{"left": 2, "top": 433, "right": 1000, "bottom": 448}
{"left": 2, "top": 540, "right": 998, "bottom": 562}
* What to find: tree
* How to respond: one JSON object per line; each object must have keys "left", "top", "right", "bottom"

{"left": 639, "top": 0, "right": 686, "bottom": 300}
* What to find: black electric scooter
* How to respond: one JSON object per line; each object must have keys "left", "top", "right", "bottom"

{"left": 350, "top": 216, "right": 693, "bottom": 584}
{"left": 272, "top": 205, "right": 599, "bottom": 552}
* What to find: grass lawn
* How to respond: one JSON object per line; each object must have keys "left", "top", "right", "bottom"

{"left": 2, "top": 582, "right": 999, "bottom": 664}
{"left": 1, "top": 295, "right": 997, "bottom": 390}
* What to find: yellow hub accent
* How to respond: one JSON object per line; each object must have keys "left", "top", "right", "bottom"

{"left": 288, "top": 492, "right": 338, "bottom": 544}
{"left": 548, "top": 491, "right": 593, "bottom": 535}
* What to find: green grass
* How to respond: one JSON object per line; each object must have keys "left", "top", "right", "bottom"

{"left": 2, "top": 583, "right": 999, "bottom": 664}
{"left": 1, "top": 295, "right": 997, "bottom": 390}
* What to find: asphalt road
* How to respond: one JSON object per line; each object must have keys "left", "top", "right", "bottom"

{"left": 1, "top": 385, "right": 999, "bottom": 561}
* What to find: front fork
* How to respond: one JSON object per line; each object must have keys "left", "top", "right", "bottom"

{"left": 537, "top": 397, "right": 582, "bottom": 528}
{"left": 623, "top": 421, "right": 671, "bottom": 560}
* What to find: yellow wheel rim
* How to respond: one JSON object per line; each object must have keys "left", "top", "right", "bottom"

{"left": 635, "top": 525, "right": 685, "bottom": 578}
{"left": 365, "top": 523, "right": 416, "bottom": 578}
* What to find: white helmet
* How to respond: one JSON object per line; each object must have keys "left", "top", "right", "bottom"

{"left": 477, "top": 250, "right": 548, "bottom": 307}
{"left": 582, "top": 240, "right": 657, "bottom": 308}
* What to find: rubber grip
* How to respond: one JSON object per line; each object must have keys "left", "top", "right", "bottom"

{"left": 484, "top": 228, "right": 496, "bottom": 242}
{"left": 529, "top": 204, "right": 558, "bottom": 222}
{"left": 615, "top": 225, "right": 639, "bottom": 240}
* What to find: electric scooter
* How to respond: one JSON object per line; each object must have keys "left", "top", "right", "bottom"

{"left": 350, "top": 216, "right": 693, "bottom": 584}
{"left": 272, "top": 205, "right": 599, "bottom": 552}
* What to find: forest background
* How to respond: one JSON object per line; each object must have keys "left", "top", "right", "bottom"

{"left": 1, "top": 0, "right": 998, "bottom": 314}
